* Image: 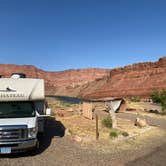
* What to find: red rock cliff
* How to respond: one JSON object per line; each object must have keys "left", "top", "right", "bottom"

{"left": 0, "top": 57, "right": 166, "bottom": 98}
{"left": 81, "top": 57, "right": 166, "bottom": 98}
{"left": 0, "top": 64, "right": 110, "bottom": 95}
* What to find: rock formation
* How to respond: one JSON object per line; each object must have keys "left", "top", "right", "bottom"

{"left": 80, "top": 56, "right": 166, "bottom": 98}
{"left": 0, "top": 64, "right": 110, "bottom": 95}
{"left": 0, "top": 57, "right": 166, "bottom": 99}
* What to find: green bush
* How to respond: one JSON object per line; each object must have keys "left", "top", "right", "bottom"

{"left": 109, "top": 131, "right": 118, "bottom": 138}
{"left": 121, "top": 131, "right": 129, "bottom": 137}
{"left": 150, "top": 90, "right": 166, "bottom": 114}
{"left": 130, "top": 96, "right": 141, "bottom": 102}
{"left": 102, "top": 116, "right": 112, "bottom": 128}
{"left": 151, "top": 91, "right": 161, "bottom": 103}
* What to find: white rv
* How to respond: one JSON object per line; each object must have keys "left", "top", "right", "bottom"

{"left": 0, "top": 74, "right": 51, "bottom": 154}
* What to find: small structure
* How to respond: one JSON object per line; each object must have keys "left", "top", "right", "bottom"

{"left": 82, "top": 101, "right": 93, "bottom": 120}
{"left": 98, "top": 98, "right": 126, "bottom": 113}
{"left": 82, "top": 97, "right": 126, "bottom": 120}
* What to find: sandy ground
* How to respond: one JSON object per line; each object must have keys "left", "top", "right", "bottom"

{"left": 0, "top": 114, "right": 166, "bottom": 166}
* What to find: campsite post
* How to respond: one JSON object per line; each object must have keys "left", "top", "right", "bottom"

{"left": 96, "top": 114, "right": 99, "bottom": 140}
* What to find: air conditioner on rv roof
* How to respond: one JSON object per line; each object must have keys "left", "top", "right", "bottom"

{"left": 11, "top": 73, "right": 26, "bottom": 79}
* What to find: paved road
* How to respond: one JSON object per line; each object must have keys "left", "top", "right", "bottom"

{"left": 0, "top": 114, "right": 166, "bottom": 166}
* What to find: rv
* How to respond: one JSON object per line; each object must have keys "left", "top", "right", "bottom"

{"left": 0, "top": 74, "right": 51, "bottom": 154}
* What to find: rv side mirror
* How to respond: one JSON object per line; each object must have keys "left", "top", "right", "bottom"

{"left": 46, "top": 108, "right": 52, "bottom": 116}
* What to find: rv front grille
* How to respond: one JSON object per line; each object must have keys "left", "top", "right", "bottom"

{"left": 0, "top": 125, "right": 28, "bottom": 142}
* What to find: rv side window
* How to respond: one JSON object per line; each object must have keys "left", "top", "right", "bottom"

{"left": 34, "top": 101, "right": 45, "bottom": 115}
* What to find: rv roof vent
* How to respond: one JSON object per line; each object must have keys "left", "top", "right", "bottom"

{"left": 11, "top": 73, "right": 26, "bottom": 79}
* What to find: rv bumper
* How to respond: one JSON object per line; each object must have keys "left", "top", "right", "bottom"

{"left": 0, "top": 139, "right": 37, "bottom": 153}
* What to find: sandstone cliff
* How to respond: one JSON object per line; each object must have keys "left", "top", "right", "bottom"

{"left": 0, "top": 64, "right": 110, "bottom": 95}
{"left": 0, "top": 57, "right": 166, "bottom": 99}
{"left": 78, "top": 57, "right": 166, "bottom": 98}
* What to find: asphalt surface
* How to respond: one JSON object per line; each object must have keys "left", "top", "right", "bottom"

{"left": 0, "top": 114, "right": 166, "bottom": 166}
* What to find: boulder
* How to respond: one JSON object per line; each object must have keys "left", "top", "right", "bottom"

{"left": 73, "top": 135, "right": 82, "bottom": 142}
{"left": 135, "top": 118, "right": 148, "bottom": 128}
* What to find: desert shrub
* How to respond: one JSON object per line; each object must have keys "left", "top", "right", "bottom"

{"left": 102, "top": 116, "right": 112, "bottom": 128}
{"left": 109, "top": 130, "right": 118, "bottom": 138}
{"left": 150, "top": 91, "right": 161, "bottom": 103}
{"left": 121, "top": 131, "right": 129, "bottom": 137}
{"left": 130, "top": 96, "right": 140, "bottom": 102}
{"left": 150, "top": 90, "right": 166, "bottom": 114}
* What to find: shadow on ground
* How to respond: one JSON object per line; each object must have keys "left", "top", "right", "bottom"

{"left": 0, "top": 117, "right": 66, "bottom": 158}
{"left": 37, "top": 117, "right": 66, "bottom": 154}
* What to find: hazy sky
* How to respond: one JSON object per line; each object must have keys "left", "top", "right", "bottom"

{"left": 0, "top": 0, "right": 166, "bottom": 71}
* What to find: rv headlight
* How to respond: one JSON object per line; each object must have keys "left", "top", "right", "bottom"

{"left": 28, "top": 127, "right": 38, "bottom": 138}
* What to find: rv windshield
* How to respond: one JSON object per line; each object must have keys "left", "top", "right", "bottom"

{"left": 0, "top": 101, "right": 35, "bottom": 118}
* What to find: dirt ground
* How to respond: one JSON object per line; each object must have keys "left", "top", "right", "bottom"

{"left": 1, "top": 99, "right": 166, "bottom": 166}
{"left": 58, "top": 115, "right": 157, "bottom": 143}
{"left": 0, "top": 115, "right": 166, "bottom": 166}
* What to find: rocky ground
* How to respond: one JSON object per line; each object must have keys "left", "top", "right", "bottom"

{"left": 0, "top": 113, "right": 166, "bottom": 166}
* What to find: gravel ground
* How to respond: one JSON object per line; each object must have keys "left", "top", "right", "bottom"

{"left": 117, "top": 113, "right": 166, "bottom": 166}
{"left": 0, "top": 114, "right": 166, "bottom": 166}
{"left": 117, "top": 112, "right": 166, "bottom": 129}
{"left": 127, "top": 143, "right": 166, "bottom": 166}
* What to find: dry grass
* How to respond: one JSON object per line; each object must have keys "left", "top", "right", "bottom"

{"left": 56, "top": 115, "right": 166, "bottom": 154}
{"left": 48, "top": 98, "right": 166, "bottom": 154}
{"left": 126, "top": 101, "right": 166, "bottom": 119}
{"left": 57, "top": 115, "right": 159, "bottom": 141}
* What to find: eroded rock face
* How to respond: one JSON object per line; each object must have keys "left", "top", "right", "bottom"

{"left": 0, "top": 57, "right": 166, "bottom": 98}
{"left": 0, "top": 64, "right": 110, "bottom": 95}
{"left": 82, "top": 57, "right": 166, "bottom": 98}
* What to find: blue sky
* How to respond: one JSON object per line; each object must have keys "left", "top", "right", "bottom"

{"left": 0, "top": 0, "right": 166, "bottom": 71}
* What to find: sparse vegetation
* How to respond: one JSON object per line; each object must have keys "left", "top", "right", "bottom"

{"left": 121, "top": 131, "right": 129, "bottom": 137}
{"left": 109, "top": 130, "right": 118, "bottom": 138}
{"left": 151, "top": 90, "right": 166, "bottom": 114}
{"left": 109, "top": 129, "right": 129, "bottom": 139}
{"left": 130, "top": 96, "right": 141, "bottom": 102}
{"left": 102, "top": 116, "right": 112, "bottom": 128}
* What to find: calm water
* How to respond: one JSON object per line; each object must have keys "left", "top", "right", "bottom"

{"left": 46, "top": 95, "right": 83, "bottom": 104}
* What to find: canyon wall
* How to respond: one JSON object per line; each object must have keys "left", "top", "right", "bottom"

{"left": 0, "top": 64, "right": 110, "bottom": 95}
{"left": 80, "top": 57, "right": 166, "bottom": 98}
{"left": 0, "top": 57, "right": 166, "bottom": 99}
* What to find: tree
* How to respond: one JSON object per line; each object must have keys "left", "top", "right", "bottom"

{"left": 150, "top": 90, "right": 166, "bottom": 114}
